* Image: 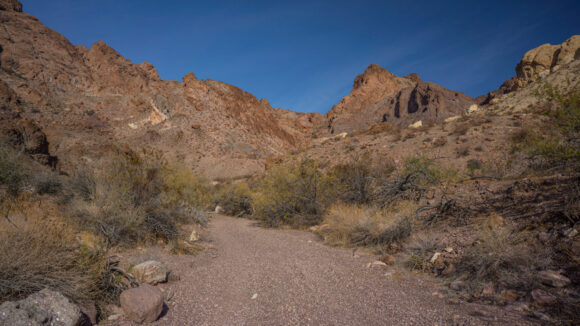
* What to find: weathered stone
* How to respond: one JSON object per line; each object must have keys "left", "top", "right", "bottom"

{"left": 120, "top": 284, "right": 164, "bottom": 324}
{"left": 131, "top": 261, "right": 168, "bottom": 285}
{"left": 538, "top": 270, "right": 571, "bottom": 288}
{"left": 0, "top": 289, "right": 81, "bottom": 326}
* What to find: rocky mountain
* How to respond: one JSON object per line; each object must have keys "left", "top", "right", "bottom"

{"left": 478, "top": 35, "right": 580, "bottom": 105}
{"left": 324, "top": 64, "right": 475, "bottom": 134}
{"left": 0, "top": 0, "right": 308, "bottom": 178}
{"left": 1, "top": 0, "right": 578, "bottom": 179}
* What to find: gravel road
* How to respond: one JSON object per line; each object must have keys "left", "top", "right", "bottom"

{"left": 141, "top": 215, "right": 536, "bottom": 325}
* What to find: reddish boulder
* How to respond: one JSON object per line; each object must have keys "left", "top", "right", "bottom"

{"left": 120, "top": 284, "right": 164, "bottom": 323}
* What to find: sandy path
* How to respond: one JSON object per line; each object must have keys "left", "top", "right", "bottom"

{"left": 144, "top": 215, "right": 535, "bottom": 326}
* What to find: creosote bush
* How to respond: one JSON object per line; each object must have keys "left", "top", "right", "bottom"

{"left": 252, "top": 159, "right": 336, "bottom": 227}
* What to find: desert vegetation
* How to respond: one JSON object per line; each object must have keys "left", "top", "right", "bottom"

{"left": 0, "top": 143, "right": 209, "bottom": 321}
{"left": 208, "top": 90, "right": 580, "bottom": 325}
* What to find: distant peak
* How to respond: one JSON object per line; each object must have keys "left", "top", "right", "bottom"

{"left": 404, "top": 73, "right": 422, "bottom": 83}
{"left": 364, "top": 64, "right": 390, "bottom": 74}
{"left": 0, "top": 0, "right": 22, "bottom": 12}
{"left": 182, "top": 72, "right": 198, "bottom": 87}
{"left": 353, "top": 64, "right": 397, "bottom": 90}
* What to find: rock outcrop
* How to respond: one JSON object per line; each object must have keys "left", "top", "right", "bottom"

{"left": 325, "top": 64, "right": 475, "bottom": 134}
{"left": 0, "top": 2, "right": 309, "bottom": 178}
{"left": 478, "top": 35, "right": 580, "bottom": 104}
{"left": 516, "top": 35, "right": 580, "bottom": 86}
{"left": 0, "top": 289, "right": 82, "bottom": 326}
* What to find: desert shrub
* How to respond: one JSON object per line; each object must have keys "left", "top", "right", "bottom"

{"left": 164, "top": 166, "right": 212, "bottom": 210}
{"left": 252, "top": 159, "right": 335, "bottom": 227}
{"left": 454, "top": 226, "right": 551, "bottom": 293}
{"left": 405, "top": 233, "right": 444, "bottom": 271}
{"left": 321, "top": 201, "right": 416, "bottom": 249}
{"left": 0, "top": 144, "right": 29, "bottom": 196}
{"left": 512, "top": 89, "right": 580, "bottom": 165}
{"left": 68, "top": 150, "right": 210, "bottom": 246}
{"left": 214, "top": 182, "right": 253, "bottom": 216}
{"left": 33, "top": 172, "right": 62, "bottom": 195}
{"left": 330, "top": 160, "right": 372, "bottom": 205}
{"left": 0, "top": 219, "right": 108, "bottom": 303}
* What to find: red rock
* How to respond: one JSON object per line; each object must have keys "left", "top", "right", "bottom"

{"left": 120, "top": 284, "right": 164, "bottom": 323}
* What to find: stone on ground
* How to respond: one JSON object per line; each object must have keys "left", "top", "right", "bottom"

{"left": 0, "top": 289, "right": 81, "bottom": 326}
{"left": 131, "top": 260, "right": 168, "bottom": 285}
{"left": 120, "top": 284, "right": 164, "bottom": 323}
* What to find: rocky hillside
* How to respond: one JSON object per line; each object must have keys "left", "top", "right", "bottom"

{"left": 324, "top": 64, "right": 475, "bottom": 134}
{"left": 0, "top": 0, "right": 309, "bottom": 178}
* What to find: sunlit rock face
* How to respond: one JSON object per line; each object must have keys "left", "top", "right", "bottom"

{"left": 515, "top": 35, "right": 580, "bottom": 86}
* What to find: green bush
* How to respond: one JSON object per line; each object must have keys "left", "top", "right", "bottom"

{"left": 252, "top": 159, "right": 335, "bottom": 227}
{"left": 215, "top": 183, "right": 253, "bottom": 216}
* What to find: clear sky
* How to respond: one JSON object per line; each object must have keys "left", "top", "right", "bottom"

{"left": 22, "top": 0, "right": 580, "bottom": 113}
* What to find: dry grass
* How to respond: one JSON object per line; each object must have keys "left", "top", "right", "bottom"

{"left": 0, "top": 218, "right": 107, "bottom": 304}
{"left": 454, "top": 225, "right": 551, "bottom": 293}
{"left": 321, "top": 201, "right": 416, "bottom": 248}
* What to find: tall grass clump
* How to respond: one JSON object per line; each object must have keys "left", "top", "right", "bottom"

{"left": 0, "top": 218, "right": 114, "bottom": 304}
{"left": 321, "top": 201, "right": 416, "bottom": 249}
{"left": 454, "top": 226, "right": 551, "bottom": 293}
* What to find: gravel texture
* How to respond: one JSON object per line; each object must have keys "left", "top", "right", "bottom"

{"left": 111, "top": 215, "right": 537, "bottom": 325}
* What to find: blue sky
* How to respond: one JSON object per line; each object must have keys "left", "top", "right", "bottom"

{"left": 23, "top": 0, "right": 580, "bottom": 113}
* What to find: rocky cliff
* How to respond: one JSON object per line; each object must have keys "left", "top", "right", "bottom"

{"left": 0, "top": 0, "right": 307, "bottom": 178}
{"left": 325, "top": 64, "right": 475, "bottom": 134}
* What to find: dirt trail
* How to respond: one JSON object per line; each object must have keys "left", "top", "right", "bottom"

{"left": 145, "top": 215, "right": 535, "bottom": 326}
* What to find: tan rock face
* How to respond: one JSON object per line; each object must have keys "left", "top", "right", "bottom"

{"left": 515, "top": 35, "right": 580, "bottom": 86}
{"left": 325, "top": 64, "right": 474, "bottom": 134}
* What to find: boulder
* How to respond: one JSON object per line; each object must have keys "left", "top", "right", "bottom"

{"left": 538, "top": 270, "right": 571, "bottom": 288}
{"left": 0, "top": 289, "right": 82, "bottom": 326}
{"left": 131, "top": 261, "right": 168, "bottom": 285}
{"left": 120, "top": 284, "right": 164, "bottom": 323}
{"left": 214, "top": 206, "right": 224, "bottom": 214}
